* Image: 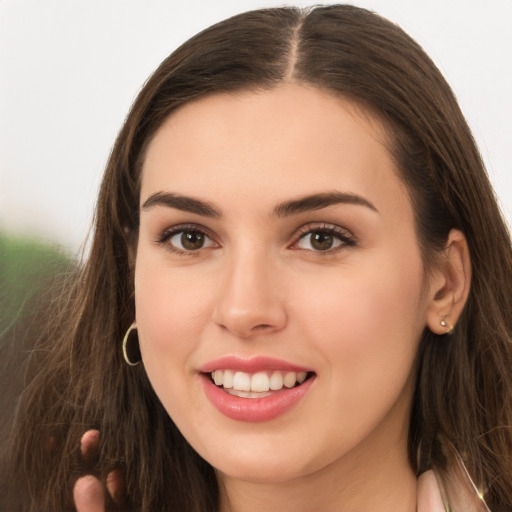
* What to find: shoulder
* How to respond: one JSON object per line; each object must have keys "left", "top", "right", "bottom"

{"left": 417, "top": 464, "right": 491, "bottom": 512}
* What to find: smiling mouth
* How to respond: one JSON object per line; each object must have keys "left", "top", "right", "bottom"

{"left": 208, "top": 369, "right": 315, "bottom": 398}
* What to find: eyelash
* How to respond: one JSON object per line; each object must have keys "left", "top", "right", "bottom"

{"left": 156, "top": 223, "right": 356, "bottom": 255}
{"left": 290, "top": 223, "right": 357, "bottom": 254}
{"left": 156, "top": 224, "right": 217, "bottom": 255}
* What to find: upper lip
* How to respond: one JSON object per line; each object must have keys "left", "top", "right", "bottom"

{"left": 199, "top": 356, "right": 312, "bottom": 374}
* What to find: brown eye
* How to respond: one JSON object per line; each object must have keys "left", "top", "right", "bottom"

{"left": 181, "top": 231, "right": 205, "bottom": 250}
{"left": 168, "top": 230, "right": 215, "bottom": 252}
{"left": 296, "top": 228, "right": 351, "bottom": 252}
{"left": 310, "top": 232, "right": 334, "bottom": 251}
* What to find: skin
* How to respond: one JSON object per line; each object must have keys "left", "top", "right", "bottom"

{"left": 74, "top": 83, "right": 471, "bottom": 511}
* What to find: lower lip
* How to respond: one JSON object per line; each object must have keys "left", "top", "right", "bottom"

{"left": 200, "top": 374, "right": 315, "bottom": 422}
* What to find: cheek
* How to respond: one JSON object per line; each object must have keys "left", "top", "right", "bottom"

{"left": 296, "top": 249, "right": 426, "bottom": 394}
{"left": 133, "top": 258, "right": 212, "bottom": 392}
{"left": 136, "top": 255, "right": 210, "bottom": 332}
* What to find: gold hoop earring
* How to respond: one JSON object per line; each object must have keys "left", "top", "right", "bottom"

{"left": 122, "top": 322, "right": 141, "bottom": 366}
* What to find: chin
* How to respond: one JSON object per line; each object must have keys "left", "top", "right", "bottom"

{"left": 199, "top": 437, "right": 325, "bottom": 485}
{"left": 215, "top": 458, "right": 308, "bottom": 485}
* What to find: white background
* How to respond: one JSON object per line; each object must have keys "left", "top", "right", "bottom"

{"left": 1, "top": 0, "right": 511, "bottom": 254}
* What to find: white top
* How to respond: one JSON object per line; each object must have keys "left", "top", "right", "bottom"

{"left": 417, "top": 461, "right": 491, "bottom": 511}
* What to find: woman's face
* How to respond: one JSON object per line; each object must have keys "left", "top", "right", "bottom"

{"left": 135, "top": 84, "right": 433, "bottom": 485}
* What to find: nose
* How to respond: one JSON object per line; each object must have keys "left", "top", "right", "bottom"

{"left": 212, "top": 250, "right": 287, "bottom": 338}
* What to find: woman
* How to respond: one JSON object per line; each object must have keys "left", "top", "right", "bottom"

{"left": 5, "top": 5, "right": 512, "bottom": 511}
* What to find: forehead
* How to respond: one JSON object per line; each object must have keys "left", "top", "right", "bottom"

{"left": 140, "top": 83, "right": 408, "bottom": 218}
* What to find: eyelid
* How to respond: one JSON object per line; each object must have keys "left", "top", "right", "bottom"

{"left": 155, "top": 221, "right": 355, "bottom": 255}
{"left": 289, "top": 222, "right": 357, "bottom": 252}
{"left": 156, "top": 223, "right": 219, "bottom": 254}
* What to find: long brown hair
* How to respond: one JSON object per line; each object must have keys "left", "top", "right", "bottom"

{"left": 4, "top": 5, "right": 512, "bottom": 510}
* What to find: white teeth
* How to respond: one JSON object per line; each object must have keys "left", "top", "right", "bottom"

{"left": 283, "top": 372, "right": 297, "bottom": 388}
{"left": 226, "top": 389, "right": 273, "bottom": 399}
{"left": 233, "top": 371, "right": 251, "bottom": 391}
{"left": 210, "top": 369, "right": 309, "bottom": 393}
{"left": 212, "top": 370, "right": 223, "bottom": 386}
{"left": 223, "top": 369, "right": 234, "bottom": 389}
{"left": 251, "top": 372, "right": 270, "bottom": 392}
{"left": 269, "top": 371, "right": 284, "bottom": 390}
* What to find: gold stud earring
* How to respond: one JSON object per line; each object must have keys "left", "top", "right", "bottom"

{"left": 440, "top": 319, "right": 454, "bottom": 335}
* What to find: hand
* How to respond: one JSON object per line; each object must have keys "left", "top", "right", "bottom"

{"left": 73, "top": 430, "right": 124, "bottom": 512}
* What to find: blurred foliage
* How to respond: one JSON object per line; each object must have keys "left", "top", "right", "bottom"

{"left": 0, "top": 232, "right": 72, "bottom": 337}
{"left": 0, "top": 232, "right": 75, "bottom": 488}
{"left": 0, "top": 232, "right": 75, "bottom": 508}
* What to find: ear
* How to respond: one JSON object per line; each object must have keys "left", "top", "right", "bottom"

{"left": 426, "top": 229, "right": 471, "bottom": 335}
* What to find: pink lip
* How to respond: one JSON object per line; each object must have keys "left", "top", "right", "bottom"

{"left": 200, "top": 374, "right": 315, "bottom": 422}
{"left": 199, "top": 356, "right": 316, "bottom": 422}
{"left": 199, "top": 356, "right": 311, "bottom": 373}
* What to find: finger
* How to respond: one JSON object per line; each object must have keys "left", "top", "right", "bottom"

{"left": 73, "top": 475, "right": 105, "bottom": 512}
{"left": 80, "top": 429, "right": 100, "bottom": 464}
{"left": 106, "top": 468, "right": 125, "bottom": 506}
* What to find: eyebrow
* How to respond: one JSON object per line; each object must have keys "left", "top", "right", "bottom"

{"left": 273, "top": 192, "right": 378, "bottom": 217}
{"left": 141, "top": 190, "right": 378, "bottom": 218}
{"left": 142, "top": 192, "right": 221, "bottom": 217}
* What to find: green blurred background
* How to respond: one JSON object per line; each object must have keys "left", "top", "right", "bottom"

{"left": 0, "top": 231, "right": 73, "bottom": 439}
